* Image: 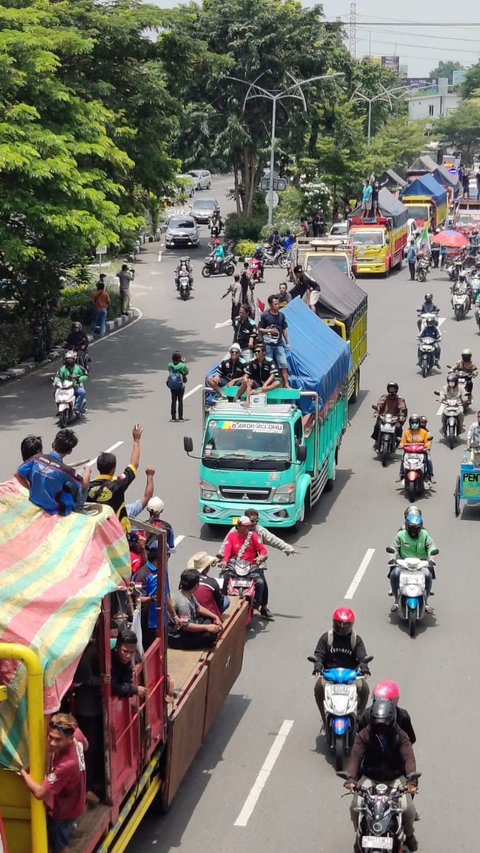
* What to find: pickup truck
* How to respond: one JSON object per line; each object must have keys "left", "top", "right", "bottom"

{"left": 0, "top": 484, "right": 247, "bottom": 852}
{"left": 186, "top": 298, "right": 351, "bottom": 529}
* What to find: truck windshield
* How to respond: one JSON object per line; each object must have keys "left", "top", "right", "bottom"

{"left": 202, "top": 418, "right": 292, "bottom": 470}
{"left": 405, "top": 205, "right": 429, "bottom": 222}
{"left": 351, "top": 230, "right": 384, "bottom": 246}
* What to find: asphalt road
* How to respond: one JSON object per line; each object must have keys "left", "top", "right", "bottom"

{"left": 1, "top": 176, "right": 478, "bottom": 851}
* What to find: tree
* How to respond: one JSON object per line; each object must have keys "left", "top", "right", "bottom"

{"left": 461, "top": 63, "right": 480, "bottom": 100}
{"left": 429, "top": 61, "right": 463, "bottom": 85}
{"left": 161, "top": 0, "right": 350, "bottom": 217}
{"left": 364, "top": 116, "right": 431, "bottom": 176}
{"left": 436, "top": 98, "right": 480, "bottom": 161}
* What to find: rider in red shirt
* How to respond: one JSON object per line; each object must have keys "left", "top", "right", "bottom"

{"left": 219, "top": 516, "right": 273, "bottom": 619}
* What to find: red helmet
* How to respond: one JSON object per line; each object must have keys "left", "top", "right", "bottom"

{"left": 214, "top": 239, "right": 221, "bottom": 246}
{"left": 332, "top": 606, "right": 355, "bottom": 624}
{"left": 373, "top": 680, "right": 400, "bottom": 704}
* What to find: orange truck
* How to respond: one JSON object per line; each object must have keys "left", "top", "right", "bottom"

{"left": 347, "top": 188, "right": 408, "bottom": 277}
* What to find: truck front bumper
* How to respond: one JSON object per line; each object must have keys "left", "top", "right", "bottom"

{"left": 353, "top": 262, "right": 385, "bottom": 274}
{"left": 200, "top": 500, "right": 299, "bottom": 528}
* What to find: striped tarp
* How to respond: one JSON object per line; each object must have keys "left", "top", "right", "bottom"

{"left": 0, "top": 482, "right": 130, "bottom": 768}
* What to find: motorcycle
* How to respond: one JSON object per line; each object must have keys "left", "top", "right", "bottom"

{"left": 372, "top": 408, "right": 399, "bottom": 466}
{"left": 386, "top": 547, "right": 438, "bottom": 637}
{"left": 178, "top": 273, "right": 191, "bottom": 301}
{"left": 415, "top": 255, "right": 430, "bottom": 283}
{"left": 307, "top": 657, "right": 373, "bottom": 771}
{"left": 434, "top": 390, "right": 463, "bottom": 449}
{"left": 222, "top": 558, "right": 259, "bottom": 624}
{"left": 401, "top": 443, "right": 428, "bottom": 500}
{"left": 54, "top": 379, "right": 76, "bottom": 428}
{"left": 202, "top": 249, "right": 236, "bottom": 278}
{"left": 209, "top": 219, "right": 223, "bottom": 238}
{"left": 449, "top": 366, "right": 476, "bottom": 407}
{"left": 264, "top": 245, "right": 290, "bottom": 269}
{"left": 249, "top": 256, "right": 263, "bottom": 283}
{"left": 451, "top": 283, "right": 471, "bottom": 320}
{"left": 340, "top": 772, "right": 422, "bottom": 852}
{"left": 416, "top": 307, "right": 439, "bottom": 332}
{"left": 417, "top": 336, "right": 438, "bottom": 377}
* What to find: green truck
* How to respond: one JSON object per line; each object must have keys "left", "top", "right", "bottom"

{"left": 184, "top": 298, "right": 351, "bottom": 529}
{"left": 308, "top": 257, "right": 368, "bottom": 404}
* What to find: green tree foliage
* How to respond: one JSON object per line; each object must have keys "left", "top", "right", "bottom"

{"left": 363, "top": 116, "right": 430, "bottom": 177}
{"left": 429, "top": 61, "right": 463, "bottom": 85}
{"left": 460, "top": 63, "right": 480, "bottom": 101}
{"left": 436, "top": 98, "right": 480, "bottom": 161}
{"left": 161, "top": 0, "right": 349, "bottom": 216}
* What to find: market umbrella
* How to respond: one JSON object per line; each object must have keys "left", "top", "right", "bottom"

{"left": 430, "top": 229, "right": 469, "bottom": 248}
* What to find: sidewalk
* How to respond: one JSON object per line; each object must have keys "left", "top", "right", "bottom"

{"left": 0, "top": 311, "right": 134, "bottom": 384}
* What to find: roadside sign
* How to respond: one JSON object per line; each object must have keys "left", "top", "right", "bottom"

{"left": 265, "top": 191, "right": 279, "bottom": 209}
{"left": 96, "top": 245, "right": 108, "bottom": 255}
{"left": 259, "top": 177, "right": 288, "bottom": 192}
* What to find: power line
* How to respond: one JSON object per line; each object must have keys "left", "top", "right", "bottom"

{"left": 356, "top": 37, "right": 480, "bottom": 56}
{"left": 357, "top": 26, "right": 480, "bottom": 44}
{"left": 326, "top": 20, "right": 480, "bottom": 26}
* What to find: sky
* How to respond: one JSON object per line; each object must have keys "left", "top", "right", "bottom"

{"left": 149, "top": 0, "right": 480, "bottom": 78}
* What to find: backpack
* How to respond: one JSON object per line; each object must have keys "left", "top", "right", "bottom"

{"left": 167, "top": 369, "right": 183, "bottom": 391}
{"left": 327, "top": 629, "right": 357, "bottom": 651}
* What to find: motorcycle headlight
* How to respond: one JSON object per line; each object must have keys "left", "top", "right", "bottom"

{"left": 200, "top": 480, "right": 218, "bottom": 500}
{"left": 272, "top": 483, "right": 296, "bottom": 504}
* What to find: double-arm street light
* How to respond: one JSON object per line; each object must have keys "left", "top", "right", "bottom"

{"left": 226, "top": 72, "right": 343, "bottom": 226}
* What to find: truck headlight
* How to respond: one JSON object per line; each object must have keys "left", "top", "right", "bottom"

{"left": 200, "top": 480, "right": 218, "bottom": 500}
{"left": 273, "top": 483, "right": 296, "bottom": 504}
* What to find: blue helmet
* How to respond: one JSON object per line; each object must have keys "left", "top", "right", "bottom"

{"left": 405, "top": 513, "right": 423, "bottom": 538}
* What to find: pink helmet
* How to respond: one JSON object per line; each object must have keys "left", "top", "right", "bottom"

{"left": 373, "top": 680, "right": 400, "bottom": 705}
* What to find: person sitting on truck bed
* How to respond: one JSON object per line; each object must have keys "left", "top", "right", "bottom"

{"left": 17, "top": 428, "right": 90, "bottom": 516}
{"left": 111, "top": 629, "right": 147, "bottom": 700}
{"left": 12, "top": 434, "right": 44, "bottom": 491}
{"left": 187, "top": 552, "right": 230, "bottom": 620}
{"left": 258, "top": 295, "right": 291, "bottom": 388}
{"left": 168, "top": 569, "right": 222, "bottom": 650}
{"left": 207, "top": 344, "right": 247, "bottom": 399}
{"left": 234, "top": 342, "right": 280, "bottom": 403}
{"left": 86, "top": 424, "right": 143, "bottom": 533}
{"left": 289, "top": 265, "right": 319, "bottom": 302}
{"left": 20, "top": 712, "right": 88, "bottom": 853}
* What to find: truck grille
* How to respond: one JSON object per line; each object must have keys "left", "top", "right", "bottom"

{"left": 219, "top": 487, "right": 272, "bottom": 502}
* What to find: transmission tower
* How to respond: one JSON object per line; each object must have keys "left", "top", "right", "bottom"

{"left": 349, "top": 2, "right": 357, "bottom": 58}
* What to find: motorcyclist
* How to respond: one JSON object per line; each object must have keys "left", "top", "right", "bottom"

{"left": 398, "top": 414, "right": 434, "bottom": 483}
{"left": 282, "top": 229, "right": 295, "bottom": 251}
{"left": 452, "top": 348, "right": 478, "bottom": 396}
{"left": 65, "top": 322, "right": 89, "bottom": 369}
{"left": 469, "top": 227, "right": 480, "bottom": 248}
{"left": 344, "top": 698, "right": 419, "bottom": 852}
{"left": 372, "top": 382, "right": 407, "bottom": 445}
{"left": 439, "top": 373, "right": 467, "bottom": 433}
{"left": 54, "top": 351, "right": 88, "bottom": 416}
{"left": 211, "top": 240, "right": 225, "bottom": 273}
{"left": 175, "top": 256, "right": 193, "bottom": 290}
{"left": 466, "top": 410, "right": 480, "bottom": 462}
{"left": 357, "top": 681, "right": 416, "bottom": 743}
{"left": 417, "top": 314, "right": 441, "bottom": 367}
{"left": 210, "top": 210, "right": 223, "bottom": 237}
{"left": 269, "top": 229, "right": 282, "bottom": 254}
{"left": 218, "top": 516, "right": 269, "bottom": 617}
{"left": 311, "top": 607, "right": 371, "bottom": 727}
{"left": 388, "top": 512, "right": 437, "bottom": 613}
{"left": 253, "top": 244, "right": 265, "bottom": 279}
{"left": 416, "top": 292, "right": 439, "bottom": 330}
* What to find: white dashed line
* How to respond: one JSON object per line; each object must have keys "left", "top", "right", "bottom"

{"left": 214, "top": 319, "right": 233, "bottom": 329}
{"left": 174, "top": 535, "right": 185, "bottom": 548}
{"left": 234, "top": 720, "right": 294, "bottom": 827}
{"left": 183, "top": 383, "right": 203, "bottom": 400}
{"left": 87, "top": 440, "right": 124, "bottom": 467}
{"left": 344, "top": 548, "right": 375, "bottom": 600}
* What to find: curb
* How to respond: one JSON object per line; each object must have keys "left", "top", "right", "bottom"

{"left": 0, "top": 312, "right": 134, "bottom": 385}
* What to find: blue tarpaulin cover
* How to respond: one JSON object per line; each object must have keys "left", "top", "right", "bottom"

{"left": 401, "top": 174, "right": 447, "bottom": 205}
{"left": 283, "top": 297, "right": 351, "bottom": 413}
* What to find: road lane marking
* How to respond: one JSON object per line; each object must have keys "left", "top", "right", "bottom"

{"left": 89, "top": 308, "right": 143, "bottom": 350}
{"left": 184, "top": 383, "right": 203, "bottom": 400}
{"left": 158, "top": 250, "right": 162, "bottom": 262}
{"left": 344, "top": 548, "right": 375, "bottom": 599}
{"left": 87, "top": 440, "right": 123, "bottom": 467}
{"left": 214, "top": 319, "right": 232, "bottom": 329}
{"left": 173, "top": 535, "right": 184, "bottom": 548}
{"left": 234, "top": 719, "right": 294, "bottom": 827}
{"left": 438, "top": 317, "right": 446, "bottom": 327}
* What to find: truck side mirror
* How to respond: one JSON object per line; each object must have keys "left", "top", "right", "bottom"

{"left": 296, "top": 445, "right": 307, "bottom": 463}
{"left": 183, "top": 436, "right": 193, "bottom": 454}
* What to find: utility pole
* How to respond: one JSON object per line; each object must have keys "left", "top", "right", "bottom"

{"left": 351, "top": 83, "right": 412, "bottom": 145}
{"left": 349, "top": 2, "right": 357, "bottom": 58}
{"left": 226, "top": 72, "right": 343, "bottom": 226}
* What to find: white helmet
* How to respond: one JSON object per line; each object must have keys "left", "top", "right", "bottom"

{"left": 147, "top": 497, "right": 164, "bottom": 514}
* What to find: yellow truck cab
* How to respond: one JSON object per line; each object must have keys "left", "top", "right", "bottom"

{"left": 347, "top": 187, "right": 408, "bottom": 277}
{"left": 294, "top": 237, "right": 354, "bottom": 280}
{"left": 400, "top": 174, "right": 448, "bottom": 230}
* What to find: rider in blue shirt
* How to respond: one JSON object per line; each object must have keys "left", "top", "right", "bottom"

{"left": 418, "top": 316, "right": 441, "bottom": 367}
{"left": 16, "top": 429, "right": 88, "bottom": 515}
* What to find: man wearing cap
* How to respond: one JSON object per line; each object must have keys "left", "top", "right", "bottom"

{"left": 187, "top": 552, "right": 230, "bottom": 620}
{"left": 145, "top": 497, "right": 175, "bottom": 555}
{"left": 234, "top": 342, "right": 280, "bottom": 403}
{"left": 219, "top": 516, "right": 271, "bottom": 618}
{"left": 206, "top": 345, "right": 247, "bottom": 399}
{"left": 289, "top": 265, "right": 319, "bottom": 302}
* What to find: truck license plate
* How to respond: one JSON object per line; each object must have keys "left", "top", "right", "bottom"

{"left": 362, "top": 838, "right": 393, "bottom": 850}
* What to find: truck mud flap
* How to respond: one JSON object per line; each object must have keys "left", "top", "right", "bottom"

{"left": 204, "top": 599, "right": 248, "bottom": 736}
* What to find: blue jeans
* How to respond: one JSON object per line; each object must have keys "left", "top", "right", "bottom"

{"left": 91, "top": 307, "right": 107, "bottom": 336}
{"left": 74, "top": 385, "right": 86, "bottom": 413}
{"left": 265, "top": 343, "right": 287, "bottom": 370}
{"left": 47, "top": 817, "right": 76, "bottom": 853}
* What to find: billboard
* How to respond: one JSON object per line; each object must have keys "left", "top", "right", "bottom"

{"left": 381, "top": 55, "right": 400, "bottom": 73}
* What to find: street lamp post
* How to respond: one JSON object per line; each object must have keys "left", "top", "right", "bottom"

{"left": 351, "top": 83, "right": 413, "bottom": 145}
{"left": 226, "top": 72, "right": 343, "bottom": 226}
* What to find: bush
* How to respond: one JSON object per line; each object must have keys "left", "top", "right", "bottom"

{"left": 0, "top": 323, "right": 32, "bottom": 370}
{"left": 224, "top": 214, "right": 265, "bottom": 244}
{"left": 57, "top": 284, "right": 121, "bottom": 324}
{"left": 235, "top": 239, "right": 257, "bottom": 258}
{"left": 50, "top": 317, "right": 75, "bottom": 346}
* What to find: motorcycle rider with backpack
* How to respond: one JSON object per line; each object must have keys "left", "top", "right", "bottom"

{"left": 372, "top": 382, "right": 408, "bottom": 446}
{"left": 358, "top": 681, "right": 416, "bottom": 744}
{"left": 166, "top": 351, "right": 188, "bottom": 422}
{"left": 311, "top": 607, "right": 371, "bottom": 727}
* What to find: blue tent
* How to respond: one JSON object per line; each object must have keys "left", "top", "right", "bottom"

{"left": 283, "top": 297, "right": 351, "bottom": 413}
{"left": 401, "top": 174, "right": 447, "bottom": 205}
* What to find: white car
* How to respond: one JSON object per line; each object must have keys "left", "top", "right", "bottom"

{"left": 327, "top": 222, "right": 348, "bottom": 244}
{"left": 189, "top": 169, "right": 212, "bottom": 190}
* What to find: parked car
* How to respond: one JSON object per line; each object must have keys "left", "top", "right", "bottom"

{"left": 176, "top": 174, "right": 195, "bottom": 198}
{"left": 191, "top": 197, "right": 220, "bottom": 224}
{"left": 327, "top": 222, "right": 348, "bottom": 244}
{"left": 189, "top": 169, "right": 212, "bottom": 190}
{"left": 165, "top": 216, "right": 199, "bottom": 248}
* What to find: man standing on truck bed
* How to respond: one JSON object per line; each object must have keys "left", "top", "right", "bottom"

{"left": 258, "top": 295, "right": 291, "bottom": 388}
{"left": 20, "top": 712, "right": 88, "bottom": 853}
{"left": 86, "top": 424, "right": 143, "bottom": 532}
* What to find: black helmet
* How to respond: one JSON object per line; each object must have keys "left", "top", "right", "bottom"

{"left": 447, "top": 372, "right": 458, "bottom": 387}
{"left": 387, "top": 382, "right": 399, "bottom": 395}
{"left": 371, "top": 698, "right": 396, "bottom": 731}
{"left": 424, "top": 292, "right": 433, "bottom": 302}
{"left": 409, "top": 414, "right": 420, "bottom": 429}
{"left": 419, "top": 416, "right": 428, "bottom": 428}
